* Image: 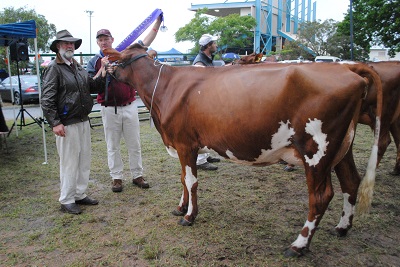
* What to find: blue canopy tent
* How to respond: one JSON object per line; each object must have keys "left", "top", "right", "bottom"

{"left": 156, "top": 48, "right": 184, "bottom": 63}
{"left": 0, "top": 20, "right": 47, "bottom": 163}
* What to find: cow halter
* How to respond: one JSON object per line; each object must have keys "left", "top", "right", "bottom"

{"left": 117, "top": 53, "right": 148, "bottom": 68}
{"left": 113, "top": 53, "right": 164, "bottom": 124}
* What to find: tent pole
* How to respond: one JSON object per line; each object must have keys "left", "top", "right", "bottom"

{"left": 34, "top": 37, "right": 48, "bottom": 164}
{"left": 5, "top": 47, "right": 19, "bottom": 136}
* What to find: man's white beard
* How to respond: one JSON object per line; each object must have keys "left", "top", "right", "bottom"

{"left": 59, "top": 47, "right": 74, "bottom": 60}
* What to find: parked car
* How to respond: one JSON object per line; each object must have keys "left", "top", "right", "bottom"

{"left": 314, "top": 56, "right": 342, "bottom": 62}
{"left": 0, "top": 75, "right": 39, "bottom": 105}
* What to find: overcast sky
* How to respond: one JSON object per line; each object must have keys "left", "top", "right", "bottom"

{"left": 1, "top": 0, "right": 350, "bottom": 54}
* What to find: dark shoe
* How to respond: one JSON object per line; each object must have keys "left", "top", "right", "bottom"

{"left": 207, "top": 156, "right": 221, "bottom": 163}
{"left": 60, "top": 203, "right": 82, "bottom": 214}
{"left": 197, "top": 162, "right": 218, "bottom": 171}
{"left": 112, "top": 179, "right": 123, "bottom": 192}
{"left": 75, "top": 196, "right": 99, "bottom": 205}
{"left": 132, "top": 177, "right": 150, "bottom": 189}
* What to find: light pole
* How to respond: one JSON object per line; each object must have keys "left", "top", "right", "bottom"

{"left": 349, "top": 0, "right": 354, "bottom": 60}
{"left": 85, "top": 10, "right": 94, "bottom": 54}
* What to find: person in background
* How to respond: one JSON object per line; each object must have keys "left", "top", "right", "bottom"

{"left": 41, "top": 30, "right": 110, "bottom": 215}
{"left": 192, "top": 34, "right": 222, "bottom": 171}
{"left": 87, "top": 15, "right": 162, "bottom": 193}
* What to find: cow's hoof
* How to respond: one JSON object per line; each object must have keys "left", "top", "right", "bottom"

{"left": 389, "top": 169, "right": 400, "bottom": 176}
{"left": 171, "top": 209, "right": 185, "bottom": 216}
{"left": 178, "top": 218, "right": 193, "bottom": 226}
{"left": 334, "top": 227, "right": 349, "bottom": 237}
{"left": 283, "top": 247, "right": 303, "bottom": 258}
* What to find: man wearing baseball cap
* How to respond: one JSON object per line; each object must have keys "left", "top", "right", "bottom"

{"left": 192, "top": 34, "right": 221, "bottom": 170}
{"left": 87, "top": 15, "right": 162, "bottom": 193}
{"left": 193, "top": 34, "right": 219, "bottom": 67}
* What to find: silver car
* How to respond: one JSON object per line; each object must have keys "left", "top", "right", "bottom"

{"left": 0, "top": 75, "right": 39, "bottom": 105}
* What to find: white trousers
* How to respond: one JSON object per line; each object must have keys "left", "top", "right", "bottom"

{"left": 56, "top": 121, "right": 91, "bottom": 204}
{"left": 101, "top": 103, "right": 143, "bottom": 180}
{"left": 197, "top": 153, "right": 209, "bottom": 165}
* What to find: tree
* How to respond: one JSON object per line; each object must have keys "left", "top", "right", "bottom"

{"left": 336, "top": 15, "right": 370, "bottom": 61}
{"left": 175, "top": 8, "right": 257, "bottom": 54}
{"left": 0, "top": 6, "right": 57, "bottom": 73}
{"left": 296, "top": 19, "right": 344, "bottom": 57}
{"left": 341, "top": 0, "right": 400, "bottom": 57}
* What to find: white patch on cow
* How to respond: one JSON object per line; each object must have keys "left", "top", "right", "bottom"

{"left": 226, "top": 121, "right": 296, "bottom": 164}
{"left": 185, "top": 165, "right": 197, "bottom": 215}
{"left": 271, "top": 121, "right": 296, "bottom": 149}
{"left": 225, "top": 119, "right": 328, "bottom": 167}
{"left": 166, "top": 146, "right": 179, "bottom": 158}
{"left": 291, "top": 219, "right": 317, "bottom": 248}
{"left": 178, "top": 190, "right": 184, "bottom": 207}
{"left": 336, "top": 193, "right": 354, "bottom": 229}
{"left": 304, "top": 119, "right": 329, "bottom": 166}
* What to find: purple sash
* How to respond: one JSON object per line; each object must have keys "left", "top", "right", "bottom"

{"left": 115, "top": 8, "right": 164, "bottom": 52}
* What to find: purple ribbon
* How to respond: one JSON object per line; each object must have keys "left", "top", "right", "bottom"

{"left": 115, "top": 8, "right": 164, "bottom": 52}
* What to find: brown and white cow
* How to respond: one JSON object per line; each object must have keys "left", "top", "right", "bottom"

{"left": 104, "top": 44, "right": 382, "bottom": 257}
{"left": 361, "top": 61, "right": 400, "bottom": 174}
{"left": 238, "top": 55, "right": 400, "bottom": 174}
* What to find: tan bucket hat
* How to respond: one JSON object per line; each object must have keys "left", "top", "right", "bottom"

{"left": 50, "top": 30, "right": 82, "bottom": 52}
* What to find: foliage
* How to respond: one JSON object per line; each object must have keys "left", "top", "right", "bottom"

{"left": 175, "top": 8, "right": 256, "bottom": 54}
{"left": 296, "top": 19, "right": 345, "bottom": 57}
{"left": 346, "top": 0, "right": 400, "bottom": 57}
{"left": 0, "top": 6, "right": 57, "bottom": 74}
{"left": 336, "top": 15, "right": 371, "bottom": 61}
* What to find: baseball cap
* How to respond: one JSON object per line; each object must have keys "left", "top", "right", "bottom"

{"left": 198, "top": 34, "right": 218, "bottom": 46}
{"left": 96, "top": 29, "right": 113, "bottom": 38}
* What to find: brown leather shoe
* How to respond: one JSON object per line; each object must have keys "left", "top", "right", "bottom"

{"left": 112, "top": 179, "right": 123, "bottom": 192}
{"left": 60, "top": 203, "right": 82, "bottom": 214}
{"left": 132, "top": 176, "right": 149, "bottom": 189}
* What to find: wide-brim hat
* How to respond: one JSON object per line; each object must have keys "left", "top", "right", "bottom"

{"left": 50, "top": 30, "right": 82, "bottom": 53}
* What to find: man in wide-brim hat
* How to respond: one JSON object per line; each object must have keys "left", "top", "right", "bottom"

{"left": 42, "top": 29, "right": 110, "bottom": 215}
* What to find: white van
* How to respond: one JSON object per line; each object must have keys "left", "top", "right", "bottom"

{"left": 314, "top": 56, "right": 342, "bottom": 62}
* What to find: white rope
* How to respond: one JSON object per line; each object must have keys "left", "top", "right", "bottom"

{"left": 149, "top": 63, "right": 164, "bottom": 125}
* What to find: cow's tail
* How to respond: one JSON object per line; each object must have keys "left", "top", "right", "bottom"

{"left": 346, "top": 63, "right": 382, "bottom": 214}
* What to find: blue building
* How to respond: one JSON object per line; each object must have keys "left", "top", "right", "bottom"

{"left": 189, "top": 0, "right": 316, "bottom": 55}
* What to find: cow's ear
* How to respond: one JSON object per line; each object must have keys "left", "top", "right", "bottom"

{"left": 255, "top": 53, "right": 263, "bottom": 62}
{"left": 103, "top": 48, "right": 121, "bottom": 62}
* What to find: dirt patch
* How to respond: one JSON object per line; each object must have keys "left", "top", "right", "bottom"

{"left": 0, "top": 123, "right": 399, "bottom": 266}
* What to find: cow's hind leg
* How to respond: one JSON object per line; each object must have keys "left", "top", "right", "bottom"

{"left": 333, "top": 151, "right": 361, "bottom": 237}
{"left": 284, "top": 167, "right": 334, "bottom": 257}
{"left": 172, "top": 150, "right": 199, "bottom": 226}
{"left": 390, "top": 121, "right": 400, "bottom": 175}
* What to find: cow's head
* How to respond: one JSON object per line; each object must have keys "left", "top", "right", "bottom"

{"left": 235, "top": 52, "right": 263, "bottom": 65}
{"left": 103, "top": 43, "right": 151, "bottom": 83}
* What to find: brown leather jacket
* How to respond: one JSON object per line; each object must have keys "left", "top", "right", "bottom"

{"left": 41, "top": 54, "right": 105, "bottom": 127}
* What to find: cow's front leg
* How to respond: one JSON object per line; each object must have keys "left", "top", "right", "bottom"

{"left": 172, "top": 151, "right": 199, "bottom": 226}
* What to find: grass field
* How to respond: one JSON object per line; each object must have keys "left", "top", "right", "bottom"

{"left": 0, "top": 118, "right": 399, "bottom": 266}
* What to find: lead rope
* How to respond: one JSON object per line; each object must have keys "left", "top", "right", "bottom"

{"left": 149, "top": 63, "right": 164, "bottom": 127}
